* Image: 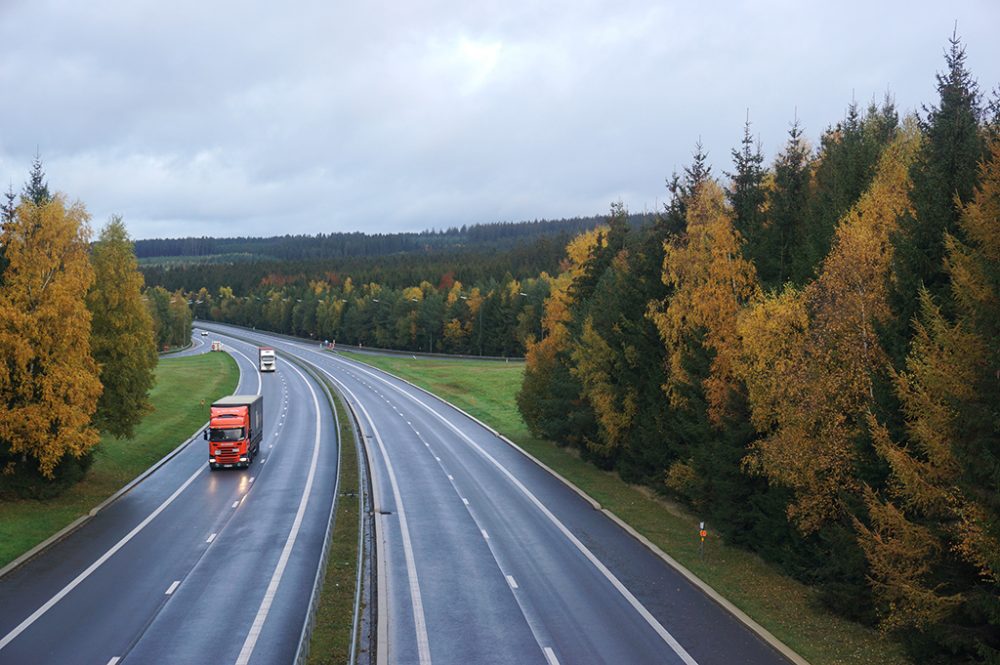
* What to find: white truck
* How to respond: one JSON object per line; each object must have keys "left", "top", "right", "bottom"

{"left": 259, "top": 347, "right": 276, "bottom": 372}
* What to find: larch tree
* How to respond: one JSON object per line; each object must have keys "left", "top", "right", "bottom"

{"left": 518, "top": 226, "right": 606, "bottom": 448}
{"left": 0, "top": 194, "right": 102, "bottom": 484}
{"left": 651, "top": 179, "right": 761, "bottom": 423}
{"left": 648, "top": 179, "right": 763, "bottom": 523}
{"left": 739, "top": 124, "right": 921, "bottom": 533}
{"left": 857, "top": 137, "right": 1000, "bottom": 661}
{"left": 87, "top": 216, "right": 158, "bottom": 439}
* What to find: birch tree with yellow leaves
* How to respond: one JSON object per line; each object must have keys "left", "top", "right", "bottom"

{"left": 0, "top": 194, "right": 102, "bottom": 492}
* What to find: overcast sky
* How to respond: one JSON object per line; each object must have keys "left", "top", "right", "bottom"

{"left": 1, "top": 1, "right": 998, "bottom": 240}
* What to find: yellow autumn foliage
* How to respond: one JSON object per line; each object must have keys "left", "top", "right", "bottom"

{"left": 738, "top": 122, "right": 921, "bottom": 532}
{"left": 0, "top": 196, "right": 102, "bottom": 478}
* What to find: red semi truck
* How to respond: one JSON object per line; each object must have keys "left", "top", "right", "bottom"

{"left": 206, "top": 395, "right": 263, "bottom": 470}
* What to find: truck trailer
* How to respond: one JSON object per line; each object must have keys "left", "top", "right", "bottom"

{"left": 259, "top": 347, "right": 276, "bottom": 372}
{"left": 206, "top": 395, "right": 263, "bottom": 469}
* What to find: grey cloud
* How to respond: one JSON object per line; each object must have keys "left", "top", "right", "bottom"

{"left": 1, "top": 0, "right": 997, "bottom": 239}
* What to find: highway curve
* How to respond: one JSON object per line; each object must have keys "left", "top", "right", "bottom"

{"left": 205, "top": 324, "right": 794, "bottom": 665}
{"left": 0, "top": 331, "right": 340, "bottom": 665}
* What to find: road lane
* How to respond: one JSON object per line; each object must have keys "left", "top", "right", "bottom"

{"left": 0, "top": 332, "right": 339, "bottom": 665}
{"left": 202, "top": 323, "right": 793, "bottom": 665}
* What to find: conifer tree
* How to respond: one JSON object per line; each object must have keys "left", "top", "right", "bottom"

{"left": 726, "top": 115, "right": 767, "bottom": 268}
{"left": 0, "top": 194, "right": 101, "bottom": 486}
{"left": 858, "top": 138, "right": 1000, "bottom": 662}
{"left": 22, "top": 153, "right": 51, "bottom": 206}
{"left": 760, "top": 119, "right": 813, "bottom": 287}
{"left": 87, "top": 216, "right": 158, "bottom": 439}
{"left": 804, "top": 99, "right": 898, "bottom": 276}
{"left": 0, "top": 182, "right": 14, "bottom": 285}
{"left": 891, "top": 32, "right": 985, "bottom": 340}
{"left": 741, "top": 125, "right": 919, "bottom": 531}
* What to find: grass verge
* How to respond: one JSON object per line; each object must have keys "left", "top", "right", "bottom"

{"left": 338, "top": 351, "right": 908, "bottom": 665}
{"left": 308, "top": 386, "right": 362, "bottom": 664}
{"left": 0, "top": 352, "right": 239, "bottom": 569}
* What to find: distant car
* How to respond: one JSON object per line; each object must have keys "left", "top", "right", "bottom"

{"left": 201, "top": 331, "right": 209, "bottom": 336}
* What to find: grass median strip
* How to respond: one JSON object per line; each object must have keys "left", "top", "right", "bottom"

{"left": 337, "top": 350, "right": 908, "bottom": 665}
{"left": 307, "top": 389, "right": 362, "bottom": 665}
{"left": 0, "top": 352, "right": 238, "bottom": 569}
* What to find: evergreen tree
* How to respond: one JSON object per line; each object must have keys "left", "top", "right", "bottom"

{"left": 891, "top": 32, "right": 985, "bottom": 342}
{"left": 760, "top": 119, "right": 812, "bottom": 288}
{"left": 726, "top": 115, "right": 767, "bottom": 268}
{"left": 859, "top": 138, "right": 1000, "bottom": 662}
{"left": 804, "top": 99, "right": 899, "bottom": 276}
{"left": 0, "top": 182, "right": 15, "bottom": 285}
{"left": 87, "top": 216, "right": 158, "bottom": 439}
{"left": 21, "top": 153, "right": 51, "bottom": 206}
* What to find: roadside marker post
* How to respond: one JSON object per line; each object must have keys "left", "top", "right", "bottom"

{"left": 699, "top": 522, "right": 707, "bottom": 561}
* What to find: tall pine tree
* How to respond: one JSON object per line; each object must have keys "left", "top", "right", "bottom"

{"left": 859, "top": 137, "right": 1000, "bottom": 662}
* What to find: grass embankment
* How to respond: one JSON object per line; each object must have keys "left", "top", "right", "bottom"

{"left": 338, "top": 350, "right": 908, "bottom": 665}
{"left": 307, "top": 390, "right": 362, "bottom": 664}
{"left": 0, "top": 352, "right": 239, "bottom": 569}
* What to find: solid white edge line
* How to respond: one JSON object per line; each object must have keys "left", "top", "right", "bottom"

{"left": 544, "top": 646, "right": 560, "bottom": 665}
{"left": 324, "top": 373, "right": 433, "bottom": 665}
{"left": 333, "top": 356, "right": 700, "bottom": 665}
{"left": 165, "top": 580, "right": 180, "bottom": 595}
{"left": 106, "top": 657, "right": 121, "bottom": 665}
{"left": 0, "top": 464, "right": 204, "bottom": 651}
{"left": 234, "top": 359, "right": 323, "bottom": 665}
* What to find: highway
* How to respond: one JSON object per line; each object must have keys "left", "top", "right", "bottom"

{"left": 0, "top": 332, "right": 340, "bottom": 665}
{"left": 203, "top": 324, "right": 793, "bottom": 665}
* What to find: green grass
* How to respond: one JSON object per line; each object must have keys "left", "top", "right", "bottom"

{"left": 338, "top": 351, "right": 909, "bottom": 665}
{"left": 0, "top": 352, "right": 239, "bottom": 569}
{"left": 308, "top": 389, "right": 362, "bottom": 664}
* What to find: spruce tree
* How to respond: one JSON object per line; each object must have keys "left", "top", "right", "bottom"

{"left": 87, "top": 216, "right": 158, "bottom": 439}
{"left": 0, "top": 182, "right": 14, "bottom": 286}
{"left": 760, "top": 119, "right": 812, "bottom": 288}
{"left": 21, "top": 153, "right": 51, "bottom": 206}
{"left": 891, "top": 32, "right": 985, "bottom": 342}
{"left": 726, "top": 115, "right": 767, "bottom": 268}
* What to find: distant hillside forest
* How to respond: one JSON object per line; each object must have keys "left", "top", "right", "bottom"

{"left": 135, "top": 215, "right": 637, "bottom": 261}
{"left": 162, "top": 35, "right": 1000, "bottom": 663}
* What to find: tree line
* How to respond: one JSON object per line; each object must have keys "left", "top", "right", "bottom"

{"left": 0, "top": 161, "right": 166, "bottom": 498}
{"left": 133, "top": 214, "right": 647, "bottom": 261}
{"left": 518, "top": 36, "right": 997, "bottom": 663}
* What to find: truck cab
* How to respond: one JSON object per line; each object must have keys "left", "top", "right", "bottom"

{"left": 206, "top": 395, "right": 263, "bottom": 469}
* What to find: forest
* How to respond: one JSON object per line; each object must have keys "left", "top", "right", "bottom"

{"left": 133, "top": 215, "right": 630, "bottom": 261}
{"left": 515, "top": 39, "right": 999, "bottom": 663}
{"left": 155, "top": 36, "right": 1000, "bottom": 662}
